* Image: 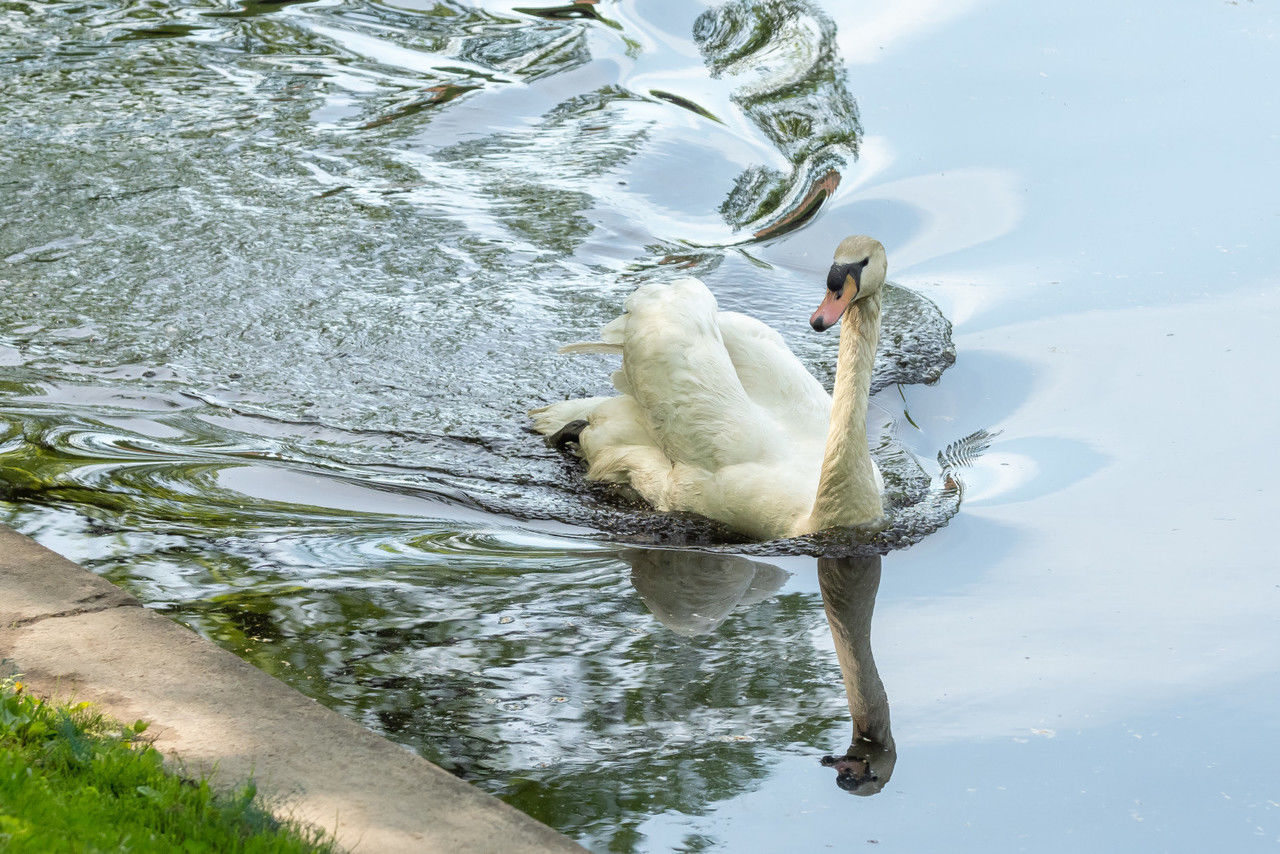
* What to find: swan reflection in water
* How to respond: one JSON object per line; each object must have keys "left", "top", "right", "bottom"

{"left": 816, "top": 555, "right": 895, "bottom": 795}
{"left": 617, "top": 549, "right": 894, "bottom": 794}
{"left": 623, "top": 548, "right": 789, "bottom": 637}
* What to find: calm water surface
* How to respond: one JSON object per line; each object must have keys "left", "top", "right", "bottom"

{"left": 2, "top": 0, "right": 1278, "bottom": 850}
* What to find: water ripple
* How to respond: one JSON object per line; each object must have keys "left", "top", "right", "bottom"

{"left": 0, "top": 0, "right": 978, "bottom": 845}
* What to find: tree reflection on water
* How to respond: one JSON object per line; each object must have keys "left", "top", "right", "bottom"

{"left": 0, "top": 0, "right": 967, "bottom": 847}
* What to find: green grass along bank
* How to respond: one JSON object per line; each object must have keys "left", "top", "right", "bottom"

{"left": 1, "top": 678, "right": 333, "bottom": 852}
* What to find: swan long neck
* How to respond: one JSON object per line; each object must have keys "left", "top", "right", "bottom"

{"left": 808, "top": 292, "right": 883, "bottom": 531}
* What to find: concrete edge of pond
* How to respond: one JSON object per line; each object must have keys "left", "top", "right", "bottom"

{"left": 0, "top": 525, "right": 585, "bottom": 854}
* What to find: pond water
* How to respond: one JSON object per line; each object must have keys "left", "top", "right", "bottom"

{"left": 2, "top": 0, "right": 1278, "bottom": 850}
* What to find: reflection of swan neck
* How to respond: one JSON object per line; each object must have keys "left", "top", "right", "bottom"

{"left": 819, "top": 557, "right": 890, "bottom": 746}
{"left": 808, "top": 293, "right": 883, "bottom": 531}
{"left": 818, "top": 557, "right": 894, "bottom": 796}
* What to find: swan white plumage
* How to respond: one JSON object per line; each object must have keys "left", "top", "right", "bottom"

{"left": 530, "top": 235, "right": 888, "bottom": 540}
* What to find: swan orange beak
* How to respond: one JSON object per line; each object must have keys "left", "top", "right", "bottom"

{"left": 810, "top": 278, "right": 856, "bottom": 332}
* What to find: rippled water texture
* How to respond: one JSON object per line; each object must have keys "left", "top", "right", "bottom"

{"left": 0, "top": 0, "right": 959, "bottom": 552}
{"left": 3, "top": 0, "right": 1280, "bottom": 851}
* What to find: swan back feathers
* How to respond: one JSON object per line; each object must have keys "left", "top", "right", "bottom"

{"left": 532, "top": 244, "right": 887, "bottom": 540}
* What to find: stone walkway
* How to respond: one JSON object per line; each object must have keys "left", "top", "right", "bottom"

{"left": 0, "top": 525, "right": 583, "bottom": 853}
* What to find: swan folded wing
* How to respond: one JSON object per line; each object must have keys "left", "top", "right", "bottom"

{"left": 716, "top": 311, "right": 831, "bottom": 438}
{"left": 575, "top": 394, "right": 678, "bottom": 503}
{"left": 621, "top": 279, "right": 777, "bottom": 469}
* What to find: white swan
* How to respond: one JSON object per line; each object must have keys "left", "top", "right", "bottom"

{"left": 530, "top": 235, "right": 887, "bottom": 541}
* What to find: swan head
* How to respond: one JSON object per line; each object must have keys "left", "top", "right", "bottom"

{"left": 810, "top": 235, "right": 887, "bottom": 332}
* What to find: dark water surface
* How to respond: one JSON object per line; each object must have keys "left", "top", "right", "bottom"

{"left": 3, "top": 0, "right": 1279, "bottom": 850}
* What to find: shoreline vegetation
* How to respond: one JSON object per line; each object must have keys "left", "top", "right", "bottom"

{"left": 0, "top": 678, "right": 333, "bottom": 853}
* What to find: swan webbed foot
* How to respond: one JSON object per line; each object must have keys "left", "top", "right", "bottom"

{"left": 547, "top": 419, "right": 589, "bottom": 452}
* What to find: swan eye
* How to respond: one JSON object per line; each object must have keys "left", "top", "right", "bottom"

{"left": 828, "top": 258, "right": 870, "bottom": 292}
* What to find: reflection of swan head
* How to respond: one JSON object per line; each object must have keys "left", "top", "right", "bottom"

{"left": 820, "top": 731, "right": 897, "bottom": 796}
{"left": 810, "top": 235, "right": 887, "bottom": 332}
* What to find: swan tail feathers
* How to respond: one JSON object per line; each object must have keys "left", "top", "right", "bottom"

{"left": 599, "top": 314, "right": 626, "bottom": 344}
{"left": 558, "top": 341, "right": 623, "bottom": 355}
{"left": 558, "top": 313, "right": 628, "bottom": 356}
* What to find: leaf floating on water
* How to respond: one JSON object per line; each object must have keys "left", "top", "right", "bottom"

{"left": 647, "top": 89, "right": 723, "bottom": 123}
